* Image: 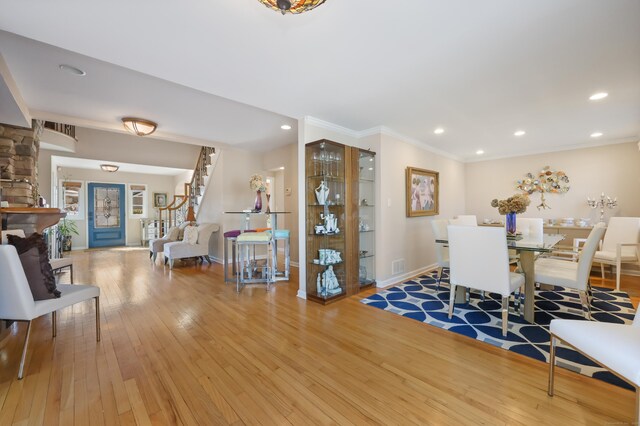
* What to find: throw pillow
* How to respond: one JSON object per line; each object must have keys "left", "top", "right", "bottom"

{"left": 183, "top": 225, "right": 199, "bottom": 245}
{"left": 166, "top": 226, "right": 180, "bottom": 241}
{"left": 178, "top": 221, "right": 191, "bottom": 240}
{"left": 8, "top": 233, "right": 60, "bottom": 300}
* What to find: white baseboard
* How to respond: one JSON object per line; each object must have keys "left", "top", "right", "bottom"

{"left": 297, "top": 289, "right": 307, "bottom": 299}
{"left": 71, "top": 246, "right": 87, "bottom": 251}
{"left": 376, "top": 263, "right": 438, "bottom": 288}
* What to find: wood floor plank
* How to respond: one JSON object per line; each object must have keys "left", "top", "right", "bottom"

{"left": 0, "top": 247, "right": 637, "bottom": 425}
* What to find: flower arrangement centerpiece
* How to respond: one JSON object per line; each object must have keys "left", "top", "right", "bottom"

{"left": 249, "top": 174, "right": 267, "bottom": 212}
{"left": 490, "top": 193, "right": 530, "bottom": 236}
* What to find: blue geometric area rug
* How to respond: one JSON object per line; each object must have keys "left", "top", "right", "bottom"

{"left": 361, "top": 271, "right": 637, "bottom": 390}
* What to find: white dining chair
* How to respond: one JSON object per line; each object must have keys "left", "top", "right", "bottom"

{"left": 548, "top": 310, "right": 640, "bottom": 424}
{"left": 447, "top": 225, "right": 524, "bottom": 336}
{"left": 449, "top": 215, "right": 478, "bottom": 226}
{"left": 592, "top": 217, "right": 640, "bottom": 291}
{"left": 0, "top": 245, "right": 100, "bottom": 379}
{"left": 509, "top": 218, "right": 544, "bottom": 267}
{"left": 430, "top": 219, "right": 449, "bottom": 290}
{"left": 533, "top": 223, "right": 606, "bottom": 320}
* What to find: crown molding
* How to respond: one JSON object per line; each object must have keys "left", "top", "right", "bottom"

{"left": 465, "top": 136, "right": 640, "bottom": 163}
{"left": 302, "top": 116, "right": 361, "bottom": 138}
{"left": 304, "top": 117, "right": 465, "bottom": 162}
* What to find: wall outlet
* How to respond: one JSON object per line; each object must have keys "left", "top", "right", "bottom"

{"left": 391, "top": 259, "right": 405, "bottom": 275}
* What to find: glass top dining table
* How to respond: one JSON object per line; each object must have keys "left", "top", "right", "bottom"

{"left": 436, "top": 233, "right": 565, "bottom": 252}
{"left": 436, "top": 233, "right": 566, "bottom": 323}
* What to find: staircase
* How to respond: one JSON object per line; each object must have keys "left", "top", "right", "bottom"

{"left": 158, "top": 146, "right": 217, "bottom": 236}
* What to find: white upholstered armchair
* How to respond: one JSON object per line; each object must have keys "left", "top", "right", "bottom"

{"left": 164, "top": 223, "right": 219, "bottom": 269}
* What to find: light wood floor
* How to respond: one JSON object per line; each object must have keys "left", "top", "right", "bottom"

{"left": 0, "top": 248, "right": 638, "bottom": 425}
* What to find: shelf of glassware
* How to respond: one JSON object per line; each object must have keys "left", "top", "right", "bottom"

{"left": 358, "top": 149, "right": 376, "bottom": 288}
{"left": 305, "top": 140, "right": 347, "bottom": 304}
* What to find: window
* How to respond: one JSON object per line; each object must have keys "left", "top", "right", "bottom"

{"left": 60, "top": 180, "right": 85, "bottom": 220}
{"left": 129, "top": 184, "right": 148, "bottom": 218}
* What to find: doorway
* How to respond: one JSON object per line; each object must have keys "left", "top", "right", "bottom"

{"left": 87, "top": 183, "right": 126, "bottom": 248}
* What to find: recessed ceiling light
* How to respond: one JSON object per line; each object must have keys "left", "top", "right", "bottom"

{"left": 281, "top": 124, "right": 292, "bottom": 130}
{"left": 59, "top": 64, "right": 86, "bottom": 76}
{"left": 368, "top": 167, "right": 373, "bottom": 171}
{"left": 514, "top": 130, "right": 526, "bottom": 137}
{"left": 369, "top": 157, "right": 373, "bottom": 162}
{"left": 590, "top": 132, "right": 603, "bottom": 138}
{"left": 434, "top": 127, "right": 445, "bottom": 135}
{"left": 589, "top": 92, "right": 608, "bottom": 101}
{"left": 279, "top": 166, "right": 285, "bottom": 170}
{"left": 476, "top": 150, "right": 484, "bottom": 155}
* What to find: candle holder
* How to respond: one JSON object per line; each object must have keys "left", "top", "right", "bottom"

{"left": 587, "top": 192, "right": 617, "bottom": 222}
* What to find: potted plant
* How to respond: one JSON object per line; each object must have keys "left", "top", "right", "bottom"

{"left": 57, "top": 218, "right": 79, "bottom": 252}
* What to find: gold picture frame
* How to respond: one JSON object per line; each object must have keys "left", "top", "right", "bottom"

{"left": 153, "top": 192, "right": 167, "bottom": 208}
{"left": 406, "top": 167, "right": 439, "bottom": 217}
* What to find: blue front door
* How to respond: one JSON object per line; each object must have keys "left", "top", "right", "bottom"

{"left": 88, "top": 183, "right": 126, "bottom": 248}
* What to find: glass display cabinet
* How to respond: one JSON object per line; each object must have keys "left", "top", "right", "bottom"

{"left": 305, "top": 140, "right": 347, "bottom": 303}
{"left": 357, "top": 150, "right": 376, "bottom": 288}
{"left": 305, "top": 140, "right": 377, "bottom": 304}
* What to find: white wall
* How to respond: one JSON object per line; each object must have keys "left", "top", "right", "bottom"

{"left": 196, "top": 147, "right": 269, "bottom": 261}
{"left": 173, "top": 170, "right": 193, "bottom": 195}
{"left": 57, "top": 167, "right": 176, "bottom": 249}
{"left": 465, "top": 142, "right": 640, "bottom": 222}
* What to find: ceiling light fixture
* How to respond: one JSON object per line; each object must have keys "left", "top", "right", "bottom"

{"left": 59, "top": 64, "right": 86, "bottom": 76}
{"left": 281, "top": 124, "right": 292, "bottom": 130}
{"left": 122, "top": 117, "right": 157, "bottom": 136}
{"left": 279, "top": 166, "right": 285, "bottom": 170}
{"left": 514, "top": 130, "right": 526, "bottom": 137}
{"left": 100, "top": 164, "right": 119, "bottom": 172}
{"left": 434, "top": 127, "right": 445, "bottom": 135}
{"left": 476, "top": 150, "right": 485, "bottom": 155}
{"left": 589, "top": 92, "right": 608, "bottom": 101}
{"left": 590, "top": 132, "right": 603, "bottom": 138}
{"left": 258, "top": 0, "right": 326, "bottom": 15}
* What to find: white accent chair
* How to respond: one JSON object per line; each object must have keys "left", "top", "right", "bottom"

{"left": 430, "top": 219, "right": 449, "bottom": 290}
{"left": 2, "top": 229, "right": 74, "bottom": 283}
{"left": 149, "top": 222, "right": 190, "bottom": 263}
{"left": 592, "top": 217, "right": 640, "bottom": 291}
{"left": 164, "top": 223, "right": 220, "bottom": 269}
{"left": 533, "top": 223, "right": 606, "bottom": 320}
{"left": 449, "top": 215, "right": 478, "bottom": 226}
{"left": 548, "top": 310, "right": 640, "bottom": 423}
{"left": 447, "top": 225, "right": 525, "bottom": 336}
{"left": 0, "top": 245, "right": 100, "bottom": 379}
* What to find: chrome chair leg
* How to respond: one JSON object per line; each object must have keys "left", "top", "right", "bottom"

{"left": 95, "top": 296, "right": 101, "bottom": 342}
{"left": 448, "top": 284, "right": 457, "bottom": 319}
{"left": 501, "top": 296, "right": 509, "bottom": 336}
{"left": 579, "top": 291, "right": 592, "bottom": 320}
{"left": 548, "top": 335, "right": 556, "bottom": 396}
{"left": 18, "top": 320, "right": 32, "bottom": 380}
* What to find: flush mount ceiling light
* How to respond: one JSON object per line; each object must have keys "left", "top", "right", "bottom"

{"left": 122, "top": 117, "right": 157, "bottom": 136}
{"left": 100, "top": 164, "right": 119, "bottom": 172}
{"left": 590, "top": 132, "right": 603, "bottom": 138}
{"left": 589, "top": 92, "right": 608, "bottom": 101}
{"left": 476, "top": 150, "right": 485, "bottom": 155}
{"left": 59, "top": 64, "right": 86, "bottom": 76}
{"left": 434, "top": 127, "right": 445, "bottom": 135}
{"left": 281, "top": 124, "right": 292, "bottom": 130}
{"left": 258, "top": 0, "right": 326, "bottom": 15}
{"left": 514, "top": 130, "right": 526, "bottom": 137}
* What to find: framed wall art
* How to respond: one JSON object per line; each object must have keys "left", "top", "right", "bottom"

{"left": 153, "top": 192, "right": 167, "bottom": 208}
{"left": 406, "top": 167, "right": 439, "bottom": 217}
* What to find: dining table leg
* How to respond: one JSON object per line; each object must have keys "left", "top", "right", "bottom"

{"left": 520, "top": 250, "right": 535, "bottom": 323}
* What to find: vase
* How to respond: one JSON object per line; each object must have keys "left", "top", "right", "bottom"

{"left": 506, "top": 212, "right": 517, "bottom": 236}
{"left": 254, "top": 190, "right": 262, "bottom": 212}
